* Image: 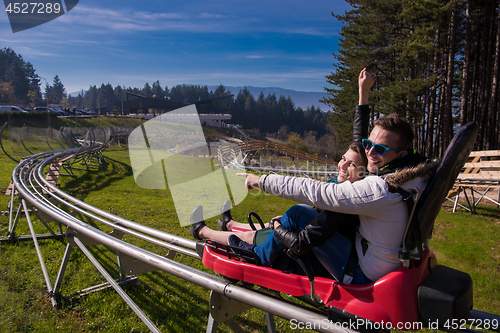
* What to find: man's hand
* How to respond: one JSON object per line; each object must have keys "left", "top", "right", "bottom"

{"left": 236, "top": 173, "right": 260, "bottom": 189}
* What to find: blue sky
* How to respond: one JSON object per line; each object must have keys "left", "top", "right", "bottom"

{"left": 1, "top": 0, "right": 352, "bottom": 95}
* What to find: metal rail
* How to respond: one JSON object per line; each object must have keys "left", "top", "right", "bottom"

{"left": 4, "top": 145, "right": 350, "bottom": 333}
{"left": 217, "top": 140, "right": 338, "bottom": 179}
{"left": 3, "top": 132, "right": 499, "bottom": 333}
{"left": 0, "top": 122, "right": 19, "bottom": 162}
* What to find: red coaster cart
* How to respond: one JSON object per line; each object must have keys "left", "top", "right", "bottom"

{"left": 197, "top": 122, "right": 497, "bottom": 331}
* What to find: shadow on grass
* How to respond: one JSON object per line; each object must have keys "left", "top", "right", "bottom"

{"left": 474, "top": 205, "right": 500, "bottom": 218}
{"left": 442, "top": 203, "right": 500, "bottom": 219}
{"left": 134, "top": 270, "right": 271, "bottom": 332}
{"left": 55, "top": 246, "right": 274, "bottom": 332}
{"left": 57, "top": 265, "right": 222, "bottom": 332}
{"left": 136, "top": 271, "right": 210, "bottom": 330}
{"left": 60, "top": 156, "right": 132, "bottom": 201}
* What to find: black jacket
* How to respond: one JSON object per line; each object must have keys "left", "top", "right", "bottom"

{"left": 353, "top": 104, "right": 370, "bottom": 142}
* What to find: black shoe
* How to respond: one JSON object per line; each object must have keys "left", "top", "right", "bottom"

{"left": 227, "top": 234, "right": 255, "bottom": 252}
{"left": 219, "top": 200, "right": 232, "bottom": 231}
{"left": 189, "top": 221, "right": 206, "bottom": 240}
{"left": 189, "top": 206, "right": 206, "bottom": 240}
{"left": 217, "top": 219, "right": 225, "bottom": 231}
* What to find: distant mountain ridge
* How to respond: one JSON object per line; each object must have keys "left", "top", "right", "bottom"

{"left": 206, "top": 85, "right": 328, "bottom": 111}
{"left": 69, "top": 85, "right": 329, "bottom": 111}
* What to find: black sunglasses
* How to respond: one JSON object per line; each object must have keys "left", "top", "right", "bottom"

{"left": 362, "top": 139, "right": 403, "bottom": 156}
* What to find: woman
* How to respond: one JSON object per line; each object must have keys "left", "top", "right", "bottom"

{"left": 217, "top": 140, "right": 368, "bottom": 232}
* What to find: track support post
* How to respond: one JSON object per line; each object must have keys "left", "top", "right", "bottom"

{"left": 207, "top": 290, "right": 277, "bottom": 333}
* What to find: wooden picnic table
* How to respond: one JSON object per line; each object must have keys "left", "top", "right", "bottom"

{"left": 447, "top": 150, "right": 500, "bottom": 213}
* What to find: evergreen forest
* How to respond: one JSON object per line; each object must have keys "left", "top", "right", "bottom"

{"left": 0, "top": 47, "right": 335, "bottom": 157}
{"left": 325, "top": 0, "right": 500, "bottom": 157}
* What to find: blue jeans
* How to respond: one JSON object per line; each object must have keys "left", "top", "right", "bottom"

{"left": 253, "top": 204, "right": 372, "bottom": 284}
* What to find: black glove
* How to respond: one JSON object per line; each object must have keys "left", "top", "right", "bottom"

{"left": 274, "top": 210, "right": 357, "bottom": 255}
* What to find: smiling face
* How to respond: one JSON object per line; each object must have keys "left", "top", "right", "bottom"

{"left": 337, "top": 148, "right": 366, "bottom": 183}
{"left": 365, "top": 125, "right": 408, "bottom": 173}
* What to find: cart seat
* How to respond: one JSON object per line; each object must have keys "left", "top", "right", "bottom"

{"left": 203, "top": 239, "right": 436, "bottom": 325}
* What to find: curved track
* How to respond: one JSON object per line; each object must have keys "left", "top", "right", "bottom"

{"left": 3, "top": 124, "right": 499, "bottom": 333}
{"left": 237, "top": 139, "right": 336, "bottom": 166}
{"left": 5, "top": 140, "right": 343, "bottom": 332}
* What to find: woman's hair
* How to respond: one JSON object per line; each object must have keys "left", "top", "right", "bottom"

{"left": 345, "top": 141, "right": 368, "bottom": 180}
{"left": 349, "top": 141, "right": 368, "bottom": 168}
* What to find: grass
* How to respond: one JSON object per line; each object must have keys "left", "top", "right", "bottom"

{"left": 0, "top": 144, "right": 296, "bottom": 332}
{"left": 432, "top": 205, "right": 500, "bottom": 313}
{"left": 0, "top": 125, "right": 499, "bottom": 331}
{"left": 1, "top": 113, "right": 143, "bottom": 129}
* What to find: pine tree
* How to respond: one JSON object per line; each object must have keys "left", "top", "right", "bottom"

{"left": 45, "top": 75, "right": 66, "bottom": 104}
{"left": 152, "top": 80, "right": 164, "bottom": 99}
{"left": 142, "top": 83, "right": 153, "bottom": 98}
{"left": 0, "top": 47, "right": 41, "bottom": 104}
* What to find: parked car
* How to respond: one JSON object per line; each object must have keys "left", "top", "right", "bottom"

{"left": 76, "top": 109, "right": 90, "bottom": 115}
{"left": 34, "top": 107, "right": 65, "bottom": 116}
{"left": 0, "top": 105, "right": 28, "bottom": 112}
{"left": 51, "top": 108, "right": 67, "bottom": 116}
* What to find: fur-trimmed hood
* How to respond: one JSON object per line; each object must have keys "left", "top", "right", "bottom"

{"left": 384, "top": 161, "right": 439, "bottom": 191}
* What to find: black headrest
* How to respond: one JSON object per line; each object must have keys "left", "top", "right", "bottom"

{"left": 415, "top": 122, "right": 479, "bottom": 241}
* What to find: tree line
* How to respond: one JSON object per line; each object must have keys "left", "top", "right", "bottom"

{"left": 230, "top": 87, "right": 338, "bottom": 158}
{"left": 0, "top": 48, "right": 69, "bottom": 108}
{"left": 66, "top": 83, "right": 234, "bottom": 113}
{"left": 68, "top": 83, "right": 329, "bottom": 140}
{"left": 68, "top": 84, "right": 329, "bottom": 139}
{"left": 0, "top": 46, "right": 336, "bottom": 157}
{"left": 230, "top": 87, "right": 329, "bottom": 136}
{"left": 325, "top": 0, "right": 500, "bottom": 157}
{"left": 68, "top": 83, "right": 336, "bottom": 157}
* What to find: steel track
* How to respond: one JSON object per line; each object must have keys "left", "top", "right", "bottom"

{"left": 6, "top": 146, "right": 348, "bottom": 333}
{"left": 3, "top": 137, "right": 499, "bottom": 333}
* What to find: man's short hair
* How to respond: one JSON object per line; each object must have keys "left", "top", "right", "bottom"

{"left": 374, "top": 113, "right": 414, "bottom": 150}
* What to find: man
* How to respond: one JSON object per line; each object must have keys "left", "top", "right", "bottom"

{"left": 237, "top": 113, "right": 433, "bottom": 284}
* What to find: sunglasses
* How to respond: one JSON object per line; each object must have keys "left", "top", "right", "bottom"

{"left": 362, "top": 139, "right": 403, "bottom": 156}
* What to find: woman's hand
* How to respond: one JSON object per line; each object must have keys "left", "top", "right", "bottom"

{"left": 236, "top": 173, "right": 260, "bottom": 189}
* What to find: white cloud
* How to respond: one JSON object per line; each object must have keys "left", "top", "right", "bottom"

{"left": 10, "top": 46, "right": 61, "bottom": 58}
{"left": 49, "top": 4, "right": 338, "bottom": 36}
{"left": 54, "top": 5, "right": 234, "bottom": 33}
{"left": 198, "top": 13, "right": 228, "bottom": 19}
